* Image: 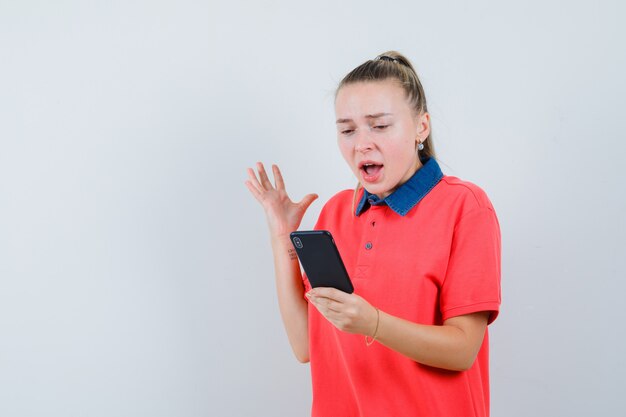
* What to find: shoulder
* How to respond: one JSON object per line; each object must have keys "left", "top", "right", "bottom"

{"left": 324, "top": 188, "right": 355, "bottom": 208}
{"left": 435, "top": 175, "right": 496, "bottom": 213}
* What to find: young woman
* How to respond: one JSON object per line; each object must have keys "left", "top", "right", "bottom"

{"left": 245, "top": 51, "right": 501, "bottom": 417}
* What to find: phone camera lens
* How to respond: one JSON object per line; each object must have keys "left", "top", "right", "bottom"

{"left": 293, "top": 237, "right": 303, "bottom": 249}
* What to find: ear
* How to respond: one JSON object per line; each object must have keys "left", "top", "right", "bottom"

{"left": 415, "top": 112, "right": 431, "bottom": 142}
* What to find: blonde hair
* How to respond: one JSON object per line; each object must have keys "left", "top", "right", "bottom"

{"left": 335, "top": 51, "right": 436, "bottom": 216}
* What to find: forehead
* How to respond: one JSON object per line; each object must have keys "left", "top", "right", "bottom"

{"left": 335, "top": 79, "right": 410, "bottom": 119}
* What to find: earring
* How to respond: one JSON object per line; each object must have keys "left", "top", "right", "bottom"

{"left": 417, "top": 142, "right": 424, "bottom": 151}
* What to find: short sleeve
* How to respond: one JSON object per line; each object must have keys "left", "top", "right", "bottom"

{"left": 440, "top": 207, "right": 502, "bottom": 324}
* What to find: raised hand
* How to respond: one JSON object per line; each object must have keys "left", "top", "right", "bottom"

{"left": 245, "top": 162, "right": 318, "bottom": 239}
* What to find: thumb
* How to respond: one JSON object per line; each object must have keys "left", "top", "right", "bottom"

{"left": 298, "top": 193, "right": 319, "bottom": 211}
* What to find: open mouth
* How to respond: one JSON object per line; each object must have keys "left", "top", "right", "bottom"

{"left": 359, "top": 162, "right": 384, "bottom": 181}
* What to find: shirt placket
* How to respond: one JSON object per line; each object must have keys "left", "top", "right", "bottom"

{"left": 354, "top": 205, "right": 385, "bottom": 280}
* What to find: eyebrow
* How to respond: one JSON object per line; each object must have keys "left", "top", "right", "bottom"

{"left": 335, "top": 113, "right": 393, "bottom": 124}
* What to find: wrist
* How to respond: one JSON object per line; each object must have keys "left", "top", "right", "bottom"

{"left": 365, "top": 306, "right": 380, "bottom": 346}
{"left": 270, "top": 232, "right": 295, "bottom": 246}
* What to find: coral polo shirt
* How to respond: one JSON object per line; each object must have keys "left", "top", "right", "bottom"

{"left": 303, "top": 157, "right": 501, "bottom": 417}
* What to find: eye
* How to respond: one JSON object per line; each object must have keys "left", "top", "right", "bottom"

{"left": 341, "top": 129, "right": 354, "bottom": 135}
{"left": 374, "top": 125, "right": 389, "bottom": 130}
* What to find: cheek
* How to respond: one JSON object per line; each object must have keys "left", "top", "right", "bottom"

{"left": 386, "top": 140, "right": 416, "bottom": 169}
{"left": 400, "top": 130, "right": 417, "bottom": 147}
{"left": 400, "top": 135, "right": 418, "bottom": 155}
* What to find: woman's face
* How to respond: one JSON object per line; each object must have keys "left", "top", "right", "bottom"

{"left": 335, "top": 79, "right": 430, "bottom": 199}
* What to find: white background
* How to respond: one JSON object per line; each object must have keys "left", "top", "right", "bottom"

{"left": 1, "top": 1, "right": 625, "bottom": 416}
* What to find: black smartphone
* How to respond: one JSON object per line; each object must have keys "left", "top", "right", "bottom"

{"left": 290, "top": 230, "right": 354, "bottom": 294}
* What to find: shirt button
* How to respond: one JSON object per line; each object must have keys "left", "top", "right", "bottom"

{"left": 365, "top": 242, "right": 373, "bottom": 250}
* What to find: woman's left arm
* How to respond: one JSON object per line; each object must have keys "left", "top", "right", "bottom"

{"left": 306, "top": 288, "right": 489, "bottom": 372}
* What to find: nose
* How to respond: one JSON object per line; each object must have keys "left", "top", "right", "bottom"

{"left": 354, "top": 129, "right": 374, "bottom": 153}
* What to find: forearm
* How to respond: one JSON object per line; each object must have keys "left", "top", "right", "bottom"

{"left": 374, "top": 311, "right": 488, "bottom": 371}
{"left": 270, "top": 234, "right": 310, "bottom": 363}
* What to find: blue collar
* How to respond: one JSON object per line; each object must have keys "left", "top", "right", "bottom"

{"left": 355, "top": 157, "right": 443, "bottom": 216}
